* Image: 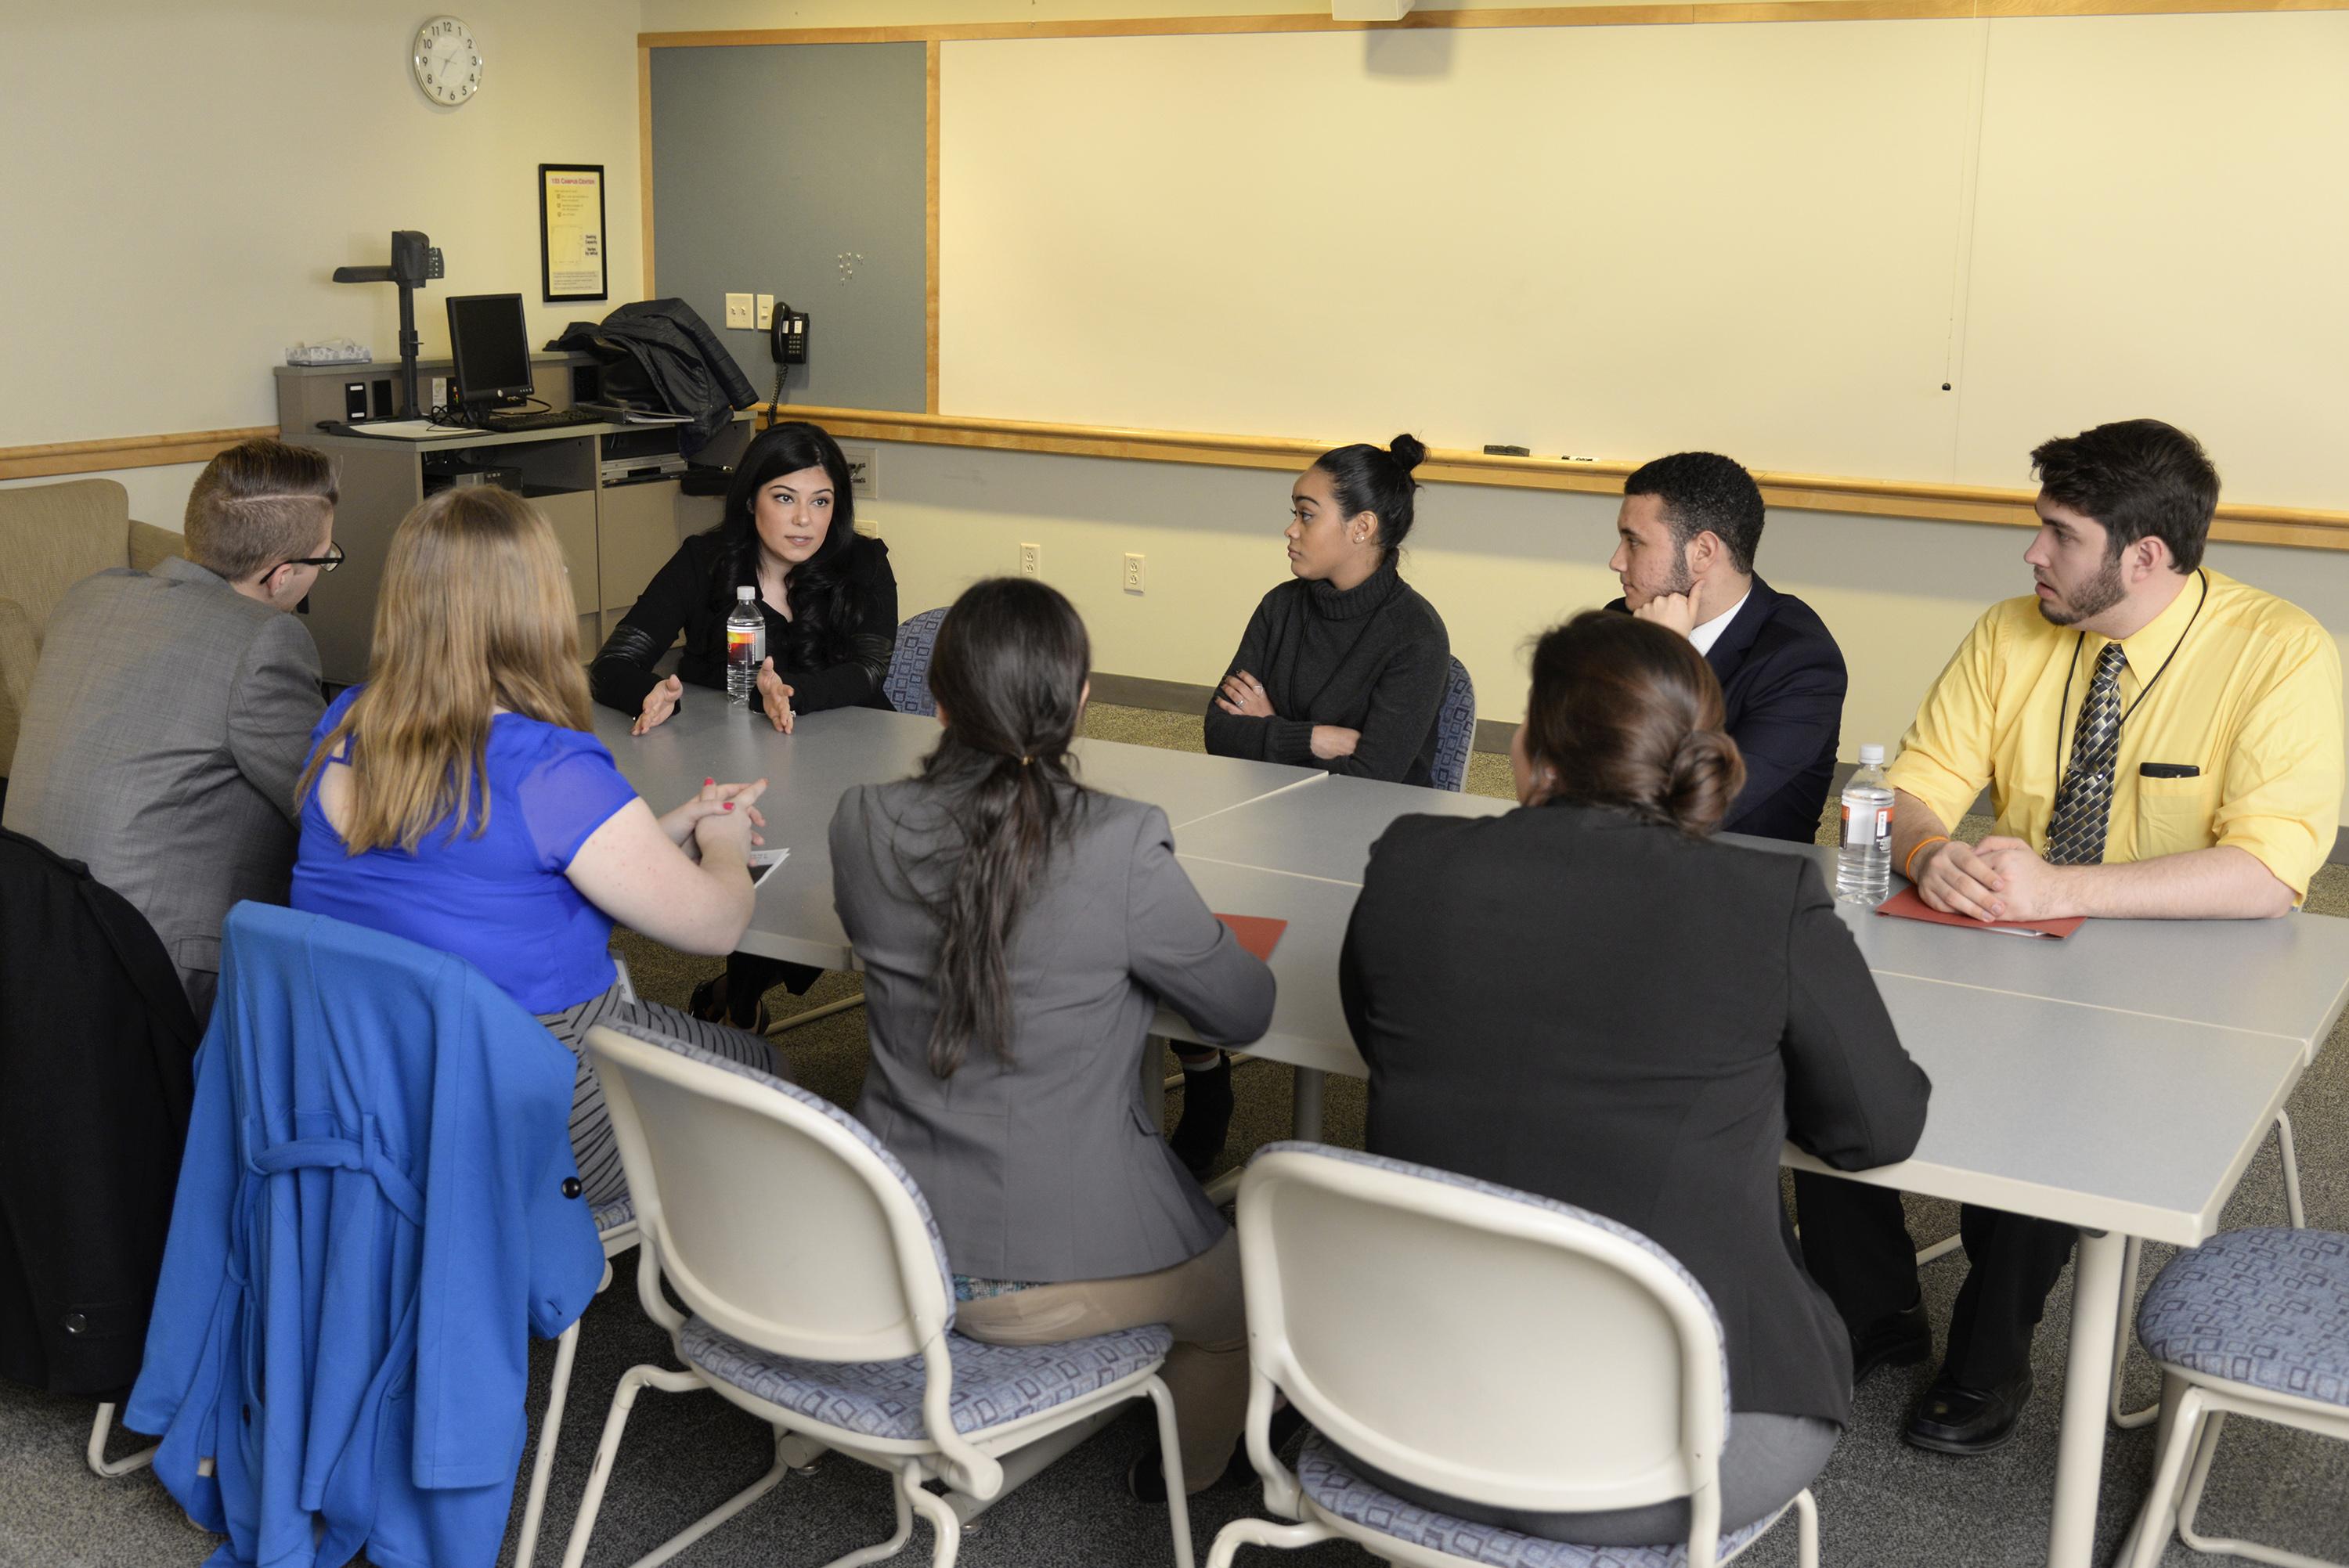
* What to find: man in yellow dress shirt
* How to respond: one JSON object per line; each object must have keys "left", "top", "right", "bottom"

{"left": 1799, "top": 418, "right": 2344, "bottom": 1457}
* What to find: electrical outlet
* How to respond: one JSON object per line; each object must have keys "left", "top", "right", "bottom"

{"left": 756, "top": 294, "right": 775, "bottom": 330}
{"left": 1019, "top": 542, "right": 1041, "bottom": 578}
{"left": 723, "top": 292, "right": 753, "bottom": 330}
{"left": 839, "top": 442, "right": 879, "bottom": 500}
{"left": 1122, "top": 553, "right": 1146, "bottom": 594}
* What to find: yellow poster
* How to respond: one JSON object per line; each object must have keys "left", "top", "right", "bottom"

{"left": 539, "top": 165, "right": 607, "bottom": 301}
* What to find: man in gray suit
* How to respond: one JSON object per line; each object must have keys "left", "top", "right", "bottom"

{"left": 4, "top": 438, "right": 337, "bottom": 1018}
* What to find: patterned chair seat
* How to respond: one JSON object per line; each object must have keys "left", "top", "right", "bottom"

{"left": 591, "top": 1192, "right": 635, "bottom": 1239}
{"left": 2137, "top": 1227, "right": 2349, "bottom": 1408}
{"left": 1294, "top": 1433, "right": 1776, "bottom": 1568}
{"left": 680, "top": 1315, "right": 1174, "bottom": 1441}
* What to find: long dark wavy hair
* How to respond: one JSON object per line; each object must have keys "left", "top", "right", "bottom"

{"left": 908, "top": 578, "right": 1093, "bottom": 1077}
{"left": 706, "top": 420, "right": 871, "bottom": 668}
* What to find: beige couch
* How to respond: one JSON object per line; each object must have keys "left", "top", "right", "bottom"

{"left": 0, "top": 478, "right": 184, "bottom": 779}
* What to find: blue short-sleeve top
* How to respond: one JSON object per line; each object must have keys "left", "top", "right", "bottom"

{"left": 292, "top": 687, "right": 640, "bottom": 1015}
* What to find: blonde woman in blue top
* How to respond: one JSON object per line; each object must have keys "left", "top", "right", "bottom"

{"left": 292, "top": 486, "right": 780, "bottom": 1209}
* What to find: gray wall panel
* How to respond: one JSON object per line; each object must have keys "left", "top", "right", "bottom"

{"left": 650, "top": 42, "right": 926, "bottom": 413}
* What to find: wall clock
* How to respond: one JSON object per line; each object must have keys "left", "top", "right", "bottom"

{"left": 413, "top": 16, "right": 482, "bottom": 108}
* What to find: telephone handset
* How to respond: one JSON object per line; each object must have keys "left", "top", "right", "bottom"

{"left": 770, "top": 304, "right": 809, "bottom": 366}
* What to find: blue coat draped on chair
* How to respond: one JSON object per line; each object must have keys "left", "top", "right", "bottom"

{"left": 127, "top": 902, "right": 604, "bottom": 1568}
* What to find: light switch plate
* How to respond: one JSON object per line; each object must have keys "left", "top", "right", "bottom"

{"left": 723, "top": 293, "right": 754, "bottom": 330}
{"left": 756, "top": 294, "right": 775, "bottom": 330}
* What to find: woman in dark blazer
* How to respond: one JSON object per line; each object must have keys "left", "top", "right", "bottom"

{"left": 1340, "top": 610, "right": 1931, "bottom": 1548}
{"left": 831, "top": 578, "right": 1276, "bottom": 1499}
{"left": 591, "top": 419, "right": 897, "bottom": 1028}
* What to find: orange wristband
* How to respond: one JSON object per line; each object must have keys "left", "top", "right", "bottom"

{"left": 1904, "top": 835, "right": 1950, "bottom": 880}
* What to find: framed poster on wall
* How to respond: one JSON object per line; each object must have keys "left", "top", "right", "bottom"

{"left": 539, "top": 164, "right": 608, "bottom": 301}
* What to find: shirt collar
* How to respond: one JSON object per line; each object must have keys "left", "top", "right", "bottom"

{"left": 154, "top": 555, "right": 233, "bottom": 589}
{"left": 1688, "top": 589, "right": 1751, "bottom": 658}
{"left": 2089, "top": 569, "right": 2206, "bottom": 679}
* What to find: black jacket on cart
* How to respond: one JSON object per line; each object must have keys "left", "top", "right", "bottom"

{"left": 0, "top": 828, "right": 199, "bottom": 1399}
{"left": 550, "top": 297, "right": 758, "bottom": 452}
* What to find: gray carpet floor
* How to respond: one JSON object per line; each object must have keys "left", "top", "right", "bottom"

{"left": 5, "top": 703, "right": 2344, "bottom": 1566}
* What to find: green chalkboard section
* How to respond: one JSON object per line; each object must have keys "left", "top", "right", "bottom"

{"left": 650, "top": 42, "right": 928, "bottom": 413}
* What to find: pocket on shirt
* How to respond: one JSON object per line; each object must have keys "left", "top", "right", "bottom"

{"left": 2132, "top": 773, "right": 2223, "bottom": 861}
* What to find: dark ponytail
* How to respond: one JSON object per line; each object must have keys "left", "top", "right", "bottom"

{"left": 1312, "top": 432, "right": 1427, "bottom": 554}
{"left": 1521, "top": 611, "right": 1745, "bottom": 837}
{"left": 911, "top": 578, "right": 1093, "bottom": 1077}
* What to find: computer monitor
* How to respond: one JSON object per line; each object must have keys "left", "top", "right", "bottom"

{"left": 446, "top": 292, "right": 534, "bottom": 409}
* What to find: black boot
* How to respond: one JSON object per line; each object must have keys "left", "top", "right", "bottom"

{"left": 1168, "top": 1052, "right": 1233, "bottom": 1181}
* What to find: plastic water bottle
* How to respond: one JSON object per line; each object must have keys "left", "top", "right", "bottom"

{"left": 1837, "top": 744, "right": 1894, "bottom": 905}
{"left": 725, "top": 586, "right": 764, "bottom": 708}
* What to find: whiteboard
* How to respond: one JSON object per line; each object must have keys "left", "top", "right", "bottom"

{"left": 939, "top": 16, "right": 2349, "bottom": 505}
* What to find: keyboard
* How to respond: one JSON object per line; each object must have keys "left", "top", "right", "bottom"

{"left": 474, "top": 408, "right": 603, "bottom": 434}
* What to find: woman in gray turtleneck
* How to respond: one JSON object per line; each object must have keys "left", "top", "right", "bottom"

{"left": 1203, "top": 433, "right": 1452, "bottom": 786}
{"left": 1174, "top": 434, "right": 1452, "bottom": 1180}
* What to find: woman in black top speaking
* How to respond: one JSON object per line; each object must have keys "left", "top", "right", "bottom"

{"left": 1178, "top": 434, "right": 1451, "bottom": 1173}
{"left": 590, "top": 419, "right": 898, "bottom": 1027}
{"left": 1203, "top": 433, "right": 1451, "bottom": 785}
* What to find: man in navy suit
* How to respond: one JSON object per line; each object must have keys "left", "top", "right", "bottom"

{"left": 1604, "top": 452, "right": 1849, "bottom": 842}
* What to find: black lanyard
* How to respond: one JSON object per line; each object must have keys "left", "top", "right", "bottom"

{"left": 2053, "top": 569, "right": 2208, "bottom": 791}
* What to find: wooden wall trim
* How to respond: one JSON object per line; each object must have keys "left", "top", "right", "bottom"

{"left": 924, "top": 41, "right": 941, "bottom": 415}
{"left": 638, "top": 45, "right": 658, "bottom": 294}
{"left": 0, "top": 428, "right": 278, "bottom": 484}
{"left": 11, "top": 411, "right": 2345, "bottom": 550}
{"left": 767, "top": 404, "right": 2349, "bottom": 550}
{"left": 640, "top": 0, "right": 2345, "bottom": 48}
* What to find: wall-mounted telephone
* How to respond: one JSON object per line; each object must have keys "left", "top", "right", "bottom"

{"left": 770, "top": 304, "right": 809, "bottom": 366}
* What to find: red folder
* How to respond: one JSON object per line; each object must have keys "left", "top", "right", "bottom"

{"left": 1873, "top": 885, "right": 2084, "bottom": 940}
{"left": 1214, "top": 914, "right": 1288, "bottom": 961}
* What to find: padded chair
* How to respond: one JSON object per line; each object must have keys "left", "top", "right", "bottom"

{"left": 1206, "top": 1142, "right": 1817, "bottom": 1568}
{"left": 0, "top": 478, "right": 182, "bottom": 777}
{"left": 1430, "top": 658, "right": 1476, "bottom": 793}
{"left": 2109, "top": 1113, "right": 2304, "bottom": 1428}
{"left": 2123, "top": 1227, "right": 2349, "bottom": 1568}
{"left": 883, "top": 607, "right": 949, "bottom": 717}
{"left": 563, "top": 1017, "right": 1195, "bottom": 1568}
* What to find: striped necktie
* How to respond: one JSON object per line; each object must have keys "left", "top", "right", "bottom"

{"left": 2044, "top": 641, "right": 2130, "bottom": 867}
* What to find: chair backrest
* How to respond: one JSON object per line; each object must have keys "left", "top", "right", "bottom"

{"left": 1236, "top": 1141, "right": 1729, "bottom": 1523}
{"left": 585, "top": 1018, "right": 956, "bottom": 1364}
{"left": 883, "top": 607, "right": 951, "bottom": 717}
{"left": 0, "top": 479, "right": 134, "bottom": 636}
{"left": 1430, "top": 657, "right": 1476, "bottom": 792}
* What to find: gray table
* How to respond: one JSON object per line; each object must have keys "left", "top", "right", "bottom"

{"left": 594, "top": 719, "right": 2344, "bottom": 1568}
{"left": 1173, "top": 773, "right": 1511, "bottom": 884}
{"left": 593, "top": 701, "right": 1326, "bottom": 969}
{"left": 1726, "top": 835, "right": 2349, "bottom": 1065}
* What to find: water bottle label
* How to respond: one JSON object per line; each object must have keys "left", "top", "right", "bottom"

{"left": 727, "top": 626, "right": 757, "bottom": 664}
{"left": 1840, "top": 803, "right": 1891, "bottom": 850}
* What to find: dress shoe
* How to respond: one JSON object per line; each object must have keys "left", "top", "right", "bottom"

{"left": 1128, "top": 1404, "right": 1306, "bottom": 1502}
{"left": 1849, "top": 1298, "right": 1932, "bottom": 1386}
{"left": 1904, "top": 1368, "right": 2033, "bottom": 1454}
{"left": 1167, "top": 1052, "right": 1234, "bottom": 1181}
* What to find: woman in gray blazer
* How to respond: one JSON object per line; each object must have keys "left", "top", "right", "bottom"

{"left": 831, "top": 577, "right": 1277, "bottom": 1500}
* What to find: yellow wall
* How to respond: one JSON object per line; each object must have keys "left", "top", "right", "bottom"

{"left": 0, "top": 0, "right": 644, "bottom": 525}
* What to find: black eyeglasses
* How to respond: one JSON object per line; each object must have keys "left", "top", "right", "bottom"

{"left": 274, "top": 541, "right": 345, "bottom": 574}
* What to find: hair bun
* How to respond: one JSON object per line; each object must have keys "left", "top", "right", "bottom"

{"left": 1386, "top": 433, "right": 1427, "bottom": 474}
{"left": 1662, "top": 728, "right": 1745, "bottom": 838}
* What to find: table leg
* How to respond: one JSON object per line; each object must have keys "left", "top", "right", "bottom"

{"left": 1290, "top": 1067, "right": 1326, "bottom": 1141}
{"left": 2047, "top": 1228, "right": 2127, "bottom": 1568}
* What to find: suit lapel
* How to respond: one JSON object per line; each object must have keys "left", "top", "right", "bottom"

{"left": 1703, "top": 575, "right": 1777, "bottom": 690}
